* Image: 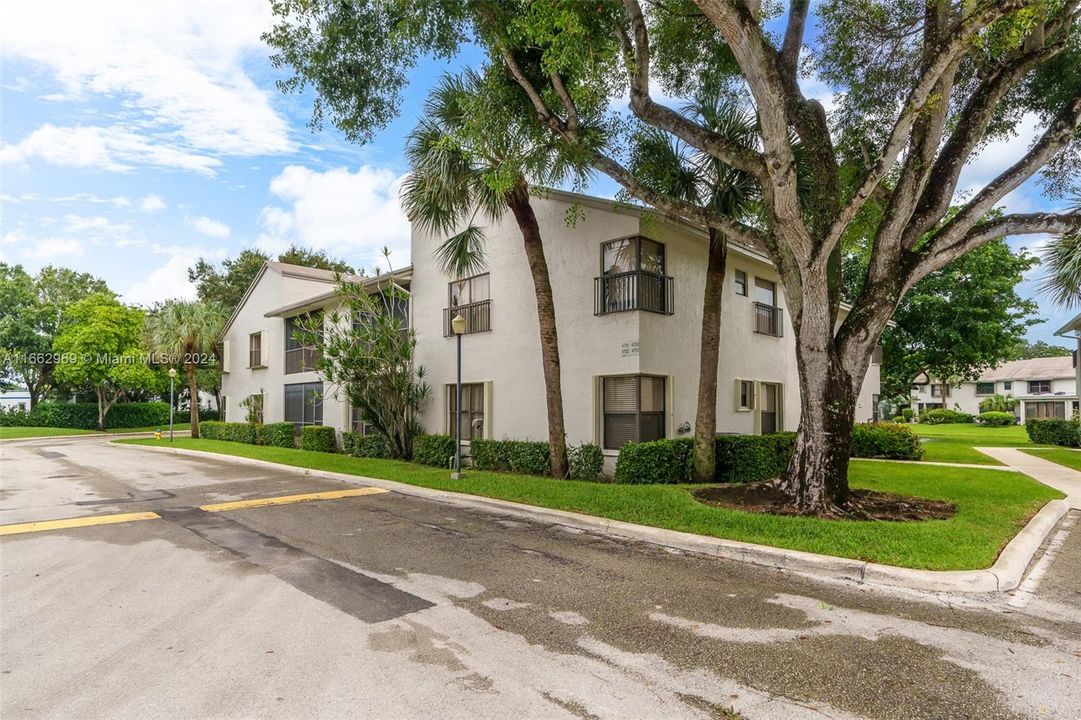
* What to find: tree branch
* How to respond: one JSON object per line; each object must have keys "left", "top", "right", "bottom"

{"left": 617, "top": 0, "right": 767, "bottom": 182}
{"left": 780, "top": 0, "right": 809, "bottom": 80}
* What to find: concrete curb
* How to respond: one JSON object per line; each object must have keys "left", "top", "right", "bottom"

{"left": 0, "top": 430, "right": 181, "bottom": 443}
{"left": 113, "top": 441, "right": 1070, "bottom": 595}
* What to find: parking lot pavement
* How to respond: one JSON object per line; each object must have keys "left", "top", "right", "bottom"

{"left": 2, "top": 436, "right": 1080, "bottom": 719}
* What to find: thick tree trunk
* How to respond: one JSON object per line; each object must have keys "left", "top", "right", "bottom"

{"left": 692, "top": 230, "right": 727, "bottom": 482}
{"left": 506, "top": 182, "right": 568, "bottom": 478}
{"left": 187, "top": 361, "right": 200, "bottom": 439}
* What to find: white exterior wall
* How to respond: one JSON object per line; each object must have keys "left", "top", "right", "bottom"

{"left": 412, "top": 193, "right": 881, "bottom": 466}
{"left": 220, "top": 268, "right": 351, "bottom": 432}
{"left": 913, "top": 377, "right": 1078, "bottom": 420}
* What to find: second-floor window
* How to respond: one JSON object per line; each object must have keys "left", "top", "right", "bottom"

{"left": 595, "top": 236, "right": 673, "bottom": 315}
{"left": 444, "top": 273, "right": 491, "bottom": 336}
{"left": 975, "top": 382, "right": 994, "bottom": 395}
{"left": 931, "top": 385, "right": 951, "bottom": 397}
{"left": 1029, "top": 380, "right": 1052, "bottom": 395}
{"left": 734, "top": 269, "right": 748, "bottom": 296}
{"left": 285, "top": 313, "right": 322, "bottom": 374}
{"left": 753, "top": 278, "right": 783, "bottom": 336}
{"left": 248, "top": 332, "right": 263, "bottom": 368}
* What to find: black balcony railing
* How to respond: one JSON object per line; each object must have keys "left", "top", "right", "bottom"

{"left": 594, "top": 271, "right": 674, "bottom": 315}
{"left": 444, "top": 299, "right": 492, "bottom": 337}
{"left": 754, "top": 302, "right": 783, "bottom": 337}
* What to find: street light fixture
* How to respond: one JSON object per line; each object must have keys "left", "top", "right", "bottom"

{"left": 168, "top": 368, "right": 178, "bottom": 442}
{"left": 450, "top": 312, "right": 467, "bottom": 479}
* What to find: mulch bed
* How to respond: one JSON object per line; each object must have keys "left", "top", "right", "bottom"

{"left": 693, "top": 481, "right": 956, "bottom": 522}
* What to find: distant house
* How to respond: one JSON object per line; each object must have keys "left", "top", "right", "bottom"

{"left": 0, "top": 390, "right": 32, "bottom": 412}
{"left": 912, "top": 356, "right": 1078, "bottom": 421}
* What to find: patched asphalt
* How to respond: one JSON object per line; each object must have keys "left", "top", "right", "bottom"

{"left": 2, "top": 436, "right": 1079, "bottom": 719}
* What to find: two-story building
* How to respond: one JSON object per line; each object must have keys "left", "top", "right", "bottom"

{"left": 912, "top": 356, "right": 1079, "bottom": 421}
{"left": 219, "top": 189, "right": 881, "bottom": 468}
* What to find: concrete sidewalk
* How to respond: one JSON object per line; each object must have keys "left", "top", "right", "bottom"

{"left": 975, "top": 447, "right": 1081, "bottom": 508}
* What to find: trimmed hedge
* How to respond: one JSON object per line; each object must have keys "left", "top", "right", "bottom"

{"left": 850, "top": 422, "right": 924, "bottom": 460}
{"left": 568, "top": 443, "right": 604, "bottom": 481}
{"left": 901, "top": 408, "right": 913, "bottom": 421}
{"left": 342, "top": 431, "right": 390, "bottom": 458}
{"left": 0, "top": 401, "right": 171, "bottom": 429}
{"left": 413, "top": 434, "right": 456, "bottom": 467}
{"left": 918, "top": 408, "right": 974, "bottom": 425}
{"left": 301, "top": 425, "right": 337, "bottom": 453}
{"left": 714, "top": 432, "right": 797, "bottom": 483}
{"left": 199, "top": 421, "right": 257, "bottom": 444}
{"left": 471, "top": 439, "right": 551, "bottom": 475}
{"left": 978, "top": 411, "right": 1016, "bottom": 427}
{"left": 1025, "top": 418, "right": 1080, "bottom": 447}
{"left": 613, "top": 432, "right": 801, "bottom": 485}
{"left": 259, "top": 422, "right": 296, "bottom": 448}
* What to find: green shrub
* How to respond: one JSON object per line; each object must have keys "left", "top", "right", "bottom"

{"left": 198, "top": 407, "right": 221, "bottom": 421}
{"left": 1025, "top": 418, "right": 1080, "bottom": 447}
{"left": 614, "top": 438, "right": 694, "bottom": 484}
{"left": 850, "top": 422, "right": 924, "bottom": 460}
{"left": 714, "top": 432, "right": 796, "bottom": 483}
{"left": 413, "top": 434, "right": 456, "bottom": 466}
{"left": 470, "top": 439, "right": 551, "bottom": 475}
{"left": 901, "top": 407, "right": 913, "bottom": 421}
{"left": 568, "top": 443, "right": 604, "bottom": 480}
{"left": 979, "top": 393, "right": 1017, "bottom": 414}
{"left": 341, "top": 431, "right": 358, "bottom": 455}
{"left": 0, "top": 407, "right": 34, "bottom": 427}
{"left": 918, "top": 408, "right": 974, "bottom": 425}
{"left": 301, "top": 425, "right": 337, "bottom": 453}
{"left": 259, "top": 422, "right": 296, "bottom": 448}
{"left": 353, "top": 434, "right": 390, "bottom": 458}
{"left": 199, "top": 421, "right": 257, "bottom": 444}
{"left": 891, "top": 415, "right": 906, "bottom": 422}
{"left": 8, "top": 401, "right": 172, "bottom": 430}
{"left": 978, "top": 411, "right": 1016, "bottom": 427}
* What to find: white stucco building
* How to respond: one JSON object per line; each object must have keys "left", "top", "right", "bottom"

{"left": 912, "top": 356, "right": 1078, "bottom": 421}
{"left": 219, "top": 190, "right": 881, "bottom": 467}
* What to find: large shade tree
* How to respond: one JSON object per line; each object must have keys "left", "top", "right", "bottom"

{"left": 401, "top": 70, "right": 585, "bottom": 478}
{"left": 268, "top": 0, "right": 1081, "bottom": 513}
{"left": 144, "top": 300, "right": 227, "bottom": 439}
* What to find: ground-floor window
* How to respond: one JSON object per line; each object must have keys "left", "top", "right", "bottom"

{"left": 447, "top": 383, "right": 485, "bottom": 441}
{"left": 350, "top": 404, "right": 374, "bottom": 435}
{"left": 245, "top": 393, "right": 264, "bottom": 424}
{"left": 872, "top": 393, "right": 880, "bottom": 422}
{"left": 602, "top": 375, "right": 665, "bottom": 450}
{"left": 284, "top": 382, "right": 323, "bottom": 428}
{"left": 1025, "top": 400, "right": 1065, "bottom": 420}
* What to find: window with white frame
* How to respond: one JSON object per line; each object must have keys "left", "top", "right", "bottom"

{"left": 602, "top": 375, "right": 665, "bottom": 450}
{"left": 284, "top": 382, "right": 322, "bottom": 427}
{"left": 447, "top": 383, "right": 485, "bottom": 441}
{"left": 736, "top": 379, "right": 754, "bottom": 410}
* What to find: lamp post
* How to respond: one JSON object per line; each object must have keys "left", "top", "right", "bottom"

{"left": 168, "top": 368, "right": 177, "bottom": 441}
{"left": 450, "top": 312, "right": 467, "bottom": 478}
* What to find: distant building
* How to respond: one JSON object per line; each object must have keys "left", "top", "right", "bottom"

{"left": 0, "top": 390, "right": 32, "bottom": 412}
{"left": 912, "top": 356, "right": 1078, "bottom": 421}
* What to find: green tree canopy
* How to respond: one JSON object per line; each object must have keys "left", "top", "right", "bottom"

{"left": 1010, "top": 339, "right": 1073, "bottom": 359}
{"left": 0, "top": 263, "right": 112, "bottom": 408}
{"left": 52, "top": 294, "right": 158, "bottom": 430}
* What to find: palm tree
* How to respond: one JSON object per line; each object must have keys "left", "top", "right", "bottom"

{"left": 630, "top": 96, "right": 798, "bottom": 482}
{"left": 145, "top": 300, "right": 226, "bottom": 439}
{"left": 1039, "top": 231, "right": 1081, "bottom": 309}
{"left": 401, "top": 70, "right": 583, "bottom": 478}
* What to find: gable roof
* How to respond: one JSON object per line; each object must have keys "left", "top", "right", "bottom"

{"left": 263, "top": 267, "right": 412, "bottom": 318}
{"left": 978, "top": 356, "right": 1076, "bottom": 382}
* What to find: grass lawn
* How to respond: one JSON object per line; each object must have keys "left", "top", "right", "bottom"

{"left": 910, "top": 423, "right": 1036, "bottom": 465}
{"left": 1021, "top": 447, "right": 1081, "bottom": 471}
{"left": 1, "top": 424, "right": 191, "bottom": 440}
{"left": 118, "top": 437, "right": 1062, "bottom": 571}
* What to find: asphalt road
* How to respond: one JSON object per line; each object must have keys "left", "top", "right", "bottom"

{"left": 1, "top": 436, "right": 1079, "bottom": 720}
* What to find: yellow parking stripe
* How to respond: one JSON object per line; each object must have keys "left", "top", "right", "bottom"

{"left": 0, "top": 511, "right": 160, "bottom": 536}
{"left": 199, "top": 486, "right": 388, "bottom": 513}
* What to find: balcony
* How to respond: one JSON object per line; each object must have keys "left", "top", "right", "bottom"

{"left": 444, "top": 299, "right": 492, "bottom": 337}
{"left": 594, "top": 271, "right": 674, "bottom": 315}
{"left": 754, "top": 302, "right": 783, "bottom": 337}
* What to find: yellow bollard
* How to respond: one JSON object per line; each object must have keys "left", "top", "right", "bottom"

{"left": 154, "top": 430, "right": 162, "bottom": 440}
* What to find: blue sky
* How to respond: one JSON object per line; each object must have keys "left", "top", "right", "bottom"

{"left": 0, "top": 0, "right": 1072, "bottom": 345}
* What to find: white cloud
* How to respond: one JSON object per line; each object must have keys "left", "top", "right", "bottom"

{"left": 0, "top": 0, "right": 292, "bottom": 173}
{"left": 21, "top": 237, "right": 85, "bottom": 260}
{"left": 258, "top": 165, "right": 411, "bottom": 269}
{"left": 139, "top": 194, "right": 166, "bottom": 213}
{"left": 1, "top": 124, "right": 221, "bottom": 175}
{"left": 62, "top": 214, "right": 132, "bottom": 235}
{"left": 956, "top": 114, "right": 1042, "bottom": 200}
{"left": 186, "top": 215, "right": 231, "bottom": 239}
{"left": 123, "top": 251, "right": 200, "bottom": 306}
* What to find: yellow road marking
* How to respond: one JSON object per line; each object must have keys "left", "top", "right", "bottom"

{"left": 0, "top": 511, "right": 160, "bottom": 536}
{"left": 199, "top": 486, "right": 388, "bottom": 513}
